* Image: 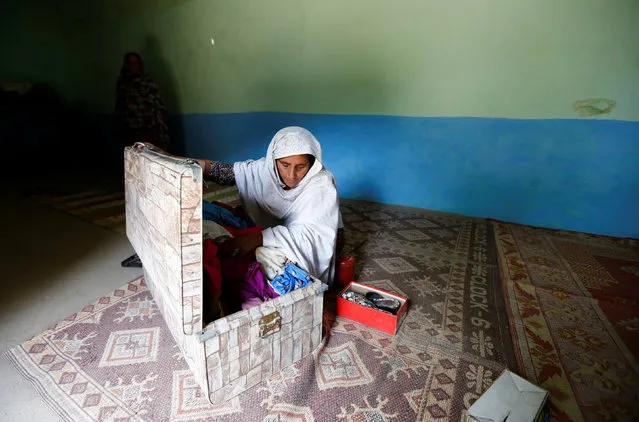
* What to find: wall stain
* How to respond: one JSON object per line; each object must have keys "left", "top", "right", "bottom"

{"left": 572, "top": 98, "right": 616, "bottom": 117}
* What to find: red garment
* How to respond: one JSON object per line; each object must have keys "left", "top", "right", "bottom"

{"left": 216, "top": 225, "right": 264, "bottom": 258}
{"left": 202, "top": 226, "right": 269, "bottom": 316}
{"left": 203, "top": 240, "right": 222, "bottom": 294}
{"left": 202, "top": 239, "right": 223, "bottom": 321}
{"left": 222, "top": 225, "right": 263, "bottom": 238}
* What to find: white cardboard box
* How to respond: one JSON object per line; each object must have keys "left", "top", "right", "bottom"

{"left": 464, "top": 370, "right": 549, "bottom": 422}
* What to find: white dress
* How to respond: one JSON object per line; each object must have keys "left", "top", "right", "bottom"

{"left": 233, "top": 127, "right": 341, "bottom": 283}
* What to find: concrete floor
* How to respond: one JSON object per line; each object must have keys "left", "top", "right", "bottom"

{"left": 0, "top": 185, "right": 141, "bottom": 421}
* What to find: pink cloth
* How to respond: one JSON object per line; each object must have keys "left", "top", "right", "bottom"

{"left": 220, "top": 259, "right": 277, "bottom": 313}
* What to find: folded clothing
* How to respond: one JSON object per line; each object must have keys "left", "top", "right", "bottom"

{"left": 202, "top": 224, "right": 313, "bottom": 318}
{"left": 203, "top": 220, "right": 233, "bottom": 242}
{"left": 203, "top": 201, "right": 248, "bottom": 229}
{"left": 203, "top": 226, "right": 277, "bottom": 315}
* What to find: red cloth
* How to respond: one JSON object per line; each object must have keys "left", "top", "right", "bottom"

{"left": 202, "top": 226, "right": 270, "bottom": 315}
{"left": 222, "top": 225, "right": 263, "bottom": 238}
{"left": 203, "top": 240, "right": 222, "bottom": 294}
{"left": 216, "top": 225, "right": 264, "bottom": 258}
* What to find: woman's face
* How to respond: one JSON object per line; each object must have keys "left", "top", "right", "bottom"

{"left": 276, "top": 154, "right": 312, "bottom": 189}
{"left": 124, "top": 55, "right": 142, "bottom": 75}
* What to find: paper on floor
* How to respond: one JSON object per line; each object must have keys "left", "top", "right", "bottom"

{"left": 464, "top": 370, "right": 549, "bottom": 422}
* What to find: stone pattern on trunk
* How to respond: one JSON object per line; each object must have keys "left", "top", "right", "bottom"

{"left": 204, "top": 280, "right": 324, "bottom": 403}
{"left": 125, "top": 148, "right": 208, "bottom": 392}
{"left": 125, "top": 147, "right": 325, "bottom": 405}
{"left": 125, "top": 147, "right": 203, "bottom": 336}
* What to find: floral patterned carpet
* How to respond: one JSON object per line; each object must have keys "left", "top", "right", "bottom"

{"left": 493, "top": 221, "right": 639, "bottom": 421}
{"left": 7, "top": 197, "right": 517, "bottom": 421}
{"left": 10, "top": 184, "right": 639, "bottom": 421}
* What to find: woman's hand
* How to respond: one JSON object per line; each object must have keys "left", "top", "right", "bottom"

{"left": 137, "top": 142, "right": 166, "bottom": 154}
{"left": 136, "top": 143, "right": 209, "bottom": 172}
{"left": 220, "top": 232, "right": 263, "bottom": 258}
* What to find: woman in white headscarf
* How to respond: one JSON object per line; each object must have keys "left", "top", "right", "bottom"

{"left": 142, "top": 126, "right": 341, "bottom": 283}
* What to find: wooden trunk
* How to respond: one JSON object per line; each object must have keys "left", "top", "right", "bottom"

{"left": 124, "top": 146, "right": 325, "bottom": 404}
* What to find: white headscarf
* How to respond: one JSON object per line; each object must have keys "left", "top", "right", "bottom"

{"left": 233, "top": 127, "right": 340, "bottom": 283}
{"left": 266, "top": 126, "right": 324, "bottom": 199}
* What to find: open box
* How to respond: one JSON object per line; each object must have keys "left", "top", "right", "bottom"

{"left": 336, "top": 282, "right": 409, "bottom": 335}
{"left": 463, "top": 369, "right": 550, "bottom": 422}
{"left": 124, "top": 146, "right": 325, "bottom": 404}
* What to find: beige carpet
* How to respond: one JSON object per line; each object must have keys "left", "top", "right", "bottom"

{"left": 7, "top": 200, "right": 517, "bottom": 421}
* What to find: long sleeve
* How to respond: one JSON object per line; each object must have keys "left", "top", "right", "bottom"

{"left": 208, "top": 161, "right": 236, "bottom": 185}
{"left": 261, "top": 184, "right": 339, "bottom": 283}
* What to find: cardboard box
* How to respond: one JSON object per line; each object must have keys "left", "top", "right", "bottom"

{"left": 336, "top": 282, "right": 409, "bottom": 335}
{"left": 464, "top": 369, "right": 550, "bottom": 422}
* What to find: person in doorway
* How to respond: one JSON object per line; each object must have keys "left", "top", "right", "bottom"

{"left": 140, "top": 126, "right": 343, "bottom": 283}
{"left": 115, "top": 52, "right": 170, "bottom": 151}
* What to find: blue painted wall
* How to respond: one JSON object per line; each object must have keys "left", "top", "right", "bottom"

{"left": 173, "top": 113, "right": 639, "bottom": 239}
{"left": 17, "top": 0, "right": 634, "bottom": 239}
